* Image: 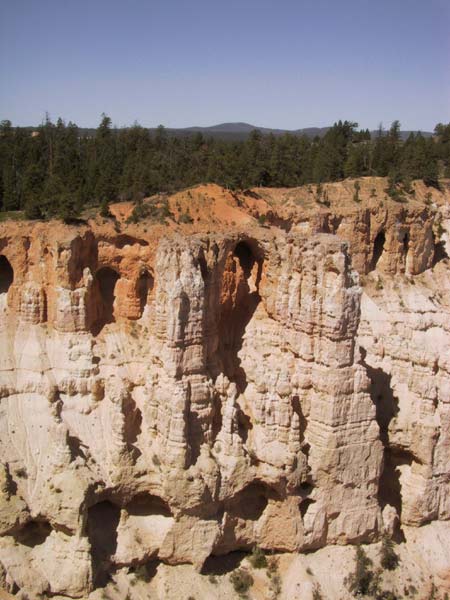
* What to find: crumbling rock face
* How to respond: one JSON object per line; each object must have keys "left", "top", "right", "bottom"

{"left": 0, "top": 178, "right": 449, "bottom": 598}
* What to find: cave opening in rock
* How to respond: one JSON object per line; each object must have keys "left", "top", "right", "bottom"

{"left": 402, "top": 232, "right": 410, "bottom": 270}
{"left": 93, "top": 267, "right": 120, "bottom": 333}
{"left": 137, "top": 270, "right": 154, "bottom": 317}
{"left": 14, "top": 520, "right": 52, "bottom": 547}
{"left": 87, "top": 500, "right": 121, "bottom": 587}
{"left": 126, "top": 493, "right": 172, "bottom": 517}
{"left": 0, "top": 255, "right": 14, "bottom": 294}
{"left": 218, "top": 240, "right": 263, "bottom": 392}
{"left": 299, "top": 498, "right": 315, "bottom": 520}
{"left": 225, "top": 482, "right": 274, "bottom": 521}
{"left": 370, "top": 231, "right": 386, "bottom": 271}
{"left": 402, "top": 232, "right": 409, "bottom": 255}
{"left": 233, "top": 241, "right": 256, "bottom": 278}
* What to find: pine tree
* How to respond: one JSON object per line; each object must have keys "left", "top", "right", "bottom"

{"left": 94, "top": 114, "right": 119, "bottom": 204}
{"left": 23, "top": 164, "right": 45, "bottom": 219}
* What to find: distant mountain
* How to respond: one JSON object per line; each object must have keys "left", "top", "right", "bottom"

{"left": 15, "top": 122, "right": 433, "bottom": 141}
{"left": 168, "top": 122, "right": 331, "bottom": 139}
{"left": 157, "top": 123, "right": 433, "bottom": 141}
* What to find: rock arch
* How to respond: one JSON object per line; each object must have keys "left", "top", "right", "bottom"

{"left": 218, "top": 240, "right": 263, "bottom": 391}
{"left": 0, "top": 255, "right": 14, "bottom": 294}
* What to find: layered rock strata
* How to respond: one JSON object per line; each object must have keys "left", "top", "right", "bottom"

{"left": 0, "top": 177, "right": 448, "bottom": 598}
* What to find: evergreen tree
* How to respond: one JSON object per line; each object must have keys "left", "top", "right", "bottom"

{"left": 94, "top": 113, "right": 119, "bottom": 207}
{"left": 23, "top": 164, "right": 45, "bottom": 219}
{"left": 0, "top": 120, "right": 18, "bottom": 211}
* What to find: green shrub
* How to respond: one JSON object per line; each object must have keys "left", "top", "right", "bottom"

{"left": 258, "top": 214, "right": 267, "bottom": 225}
{"left": 133, "top": 564, "right": 152, "bottom": 582}
{"left": 127, "top": 197, "right": 172, "bottom": 224}
{"left": 0, "top": 211, "right": 25, "bottom": 222}
{"left": 345, "top": 545, "right": 380, "bottom": 597}
{"left": 270, "top": 573, "right": 282, "bottom": 598}
{"left": 266, "top": 556, "right": 278, "bottom": 576}
{"left": 230, "top": 568, "right": 253, "bottom": 595}
{"left": 100, "top": 198, "right": 112, "bottom": 218}
{"left": 380, "top": 534, "right": 400, "bottom": 570}
{"left": 248, "top": 545, "right": 267, "bottom": 569}
{"left": 312, "top": 584, "right": 323, "bottom": 600}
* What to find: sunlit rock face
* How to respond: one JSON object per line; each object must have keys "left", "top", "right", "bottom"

{"left": 0, "top": 178, "right": 449, "bottom": 598}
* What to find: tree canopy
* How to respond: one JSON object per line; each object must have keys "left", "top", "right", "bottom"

{"left": 0, "top": 116, "right": 448, "bottom": 221}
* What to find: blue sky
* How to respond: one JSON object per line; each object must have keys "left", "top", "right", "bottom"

{"left": 1, "top": 0, "right": 449, "bottom": 130}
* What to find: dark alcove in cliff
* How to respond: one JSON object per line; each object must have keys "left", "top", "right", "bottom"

{"left": 402, "top": 232, "right": 410, "bottom": 269}
{"left": 126, "top": 493, "right": 172, "bottom": 517}
{"left": 92, "top": 267, "right": 120, "bottom": 334}
{"left": 198, "top": 249, "right": 209, "bottom": 282}
{"left": 88, "top": 500, "right": 121, "bottom": 587}
{"left": 299, "top": 497, "right": 315, "bottom": 520}
{"left": 225, "top": 482, "right": 275, "bottom": 521}
{"left": 370, "top": 231, "right": 386, "bottom": 271}
{"left": 0, "top": 255, "right": 14, "bottom": 294}
{"left": 218, "top": 240, "right": 263, "bottom": 392}
{"left": 137, "top": 270, "right": 154, "bottom": 317}
{"left": 14, "top": 520, "right": 52, "bottom": 547}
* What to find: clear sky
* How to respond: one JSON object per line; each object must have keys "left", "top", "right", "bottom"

{"left": 1, "top": 0, "right": 449, "bottom": 130}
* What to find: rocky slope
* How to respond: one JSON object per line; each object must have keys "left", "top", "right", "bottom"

{"left": 0, "top": 178, "right": 449, "bottom": 599}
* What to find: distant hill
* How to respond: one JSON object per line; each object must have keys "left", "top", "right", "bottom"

{"left": 158, "top": 123, "right": 434, "bottom": 141}
{"left": 164, "top": 122, "right": 332, "bottom": 139}
{"left": 15, "top": 122, "right": 433, "bottom": 141}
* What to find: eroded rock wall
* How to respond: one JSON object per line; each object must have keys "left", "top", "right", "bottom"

{"left": 0, "top": 179, "right": 449, "bottom": 598}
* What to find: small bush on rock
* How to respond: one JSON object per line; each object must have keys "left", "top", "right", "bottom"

{"left": 249, "top": 545, "right": 267, "bottom": 569}
{"left": 380, "top": 534, "right": 400, "bottom": 571}
{"left": 312, "top": 584, "right": 324, "bottom": 600}
{"left": 345, "top": 545, "right": 380, "bottom": 597}
{"left": 230, "top": 568, "right": 253, "bottom": 595}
